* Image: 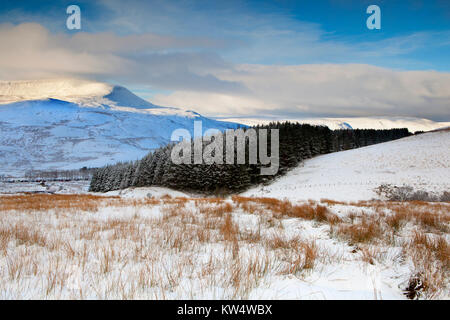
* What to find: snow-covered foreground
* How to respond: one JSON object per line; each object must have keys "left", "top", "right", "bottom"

{"left": 243, "top": 130, "right": 450, "bottom": 202}
{"left": 0, "top": 193, "right": 448, "bottom": 300}
{"left": 0, "top": 130, "right": 448, "bottom": 300}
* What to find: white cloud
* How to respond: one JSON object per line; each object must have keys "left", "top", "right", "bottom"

{"left": 152, "top": 64, "right": 450, "bottom": 121}
{"left": 0, "top": 23, "right": 129, "bottom": 79}
{"left": 0, "top": 23, "right": 240, "bottom": 92}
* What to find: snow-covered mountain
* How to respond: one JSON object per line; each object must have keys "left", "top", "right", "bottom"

{"left": 0, "top": 79, "right": 161, "bottom": 109}
{"left": 220, "top": 117, "right": 450, "bottom": 132}
{"left": 0, "top": 79, "right": 242, "bottom": 177}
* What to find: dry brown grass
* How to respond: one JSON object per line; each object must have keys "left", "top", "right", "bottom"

{"left": 408, "top": 231, "right": 449, "bottom": 269}
{"left": 282, "top": 239, "right": 318, "bottom": 274}
{"left": 0, "top": 194, "right": 166, "bottom": 214}
{"left": 384, "top": 203, "right": 450, "bottom": 233}
{"left": 323, "top": 200, "right": 449, "bottom": 298}
{"left": 385, "top": 210, "right": 409, "bottom": 231}
{"left": 240, "top": 202, "right": 263, "bottom": 214}
{"left": 0, "top": 193, "right": 448, "bottom": 299}
{"left": 359, "top": 246, "right": 382, "bottom": 265}
{"left": 320, "top": 198, "right": 347, "bottom": 206}
{"left": 220, "top": 213, "right": 239, "bottom": 242}
{"left": 0, "top": 223, "right": 48, "bottom": 249}
{"left": 300, "top": 240, "right": 318, "bottom": 270}
{"left": 286, "top": 203, "right": 341, "bottom": 224}
{"left": 331, "top": 200, "right": 449, "bottom": 235}
{"left": 415, "top": 211, "right": 449, "bottom": 233}
{"left": 333, "top": 216, "right": 383, "bottom": 244}
{"left": 0, "top": 194, "right": 116, "bottom": 212}
{"left": 402, "top": 230, "right": 449, "bottom": 298}
{"left": 265, "top": 232, "right": 293, "bottom": 250}
{"left": 231, "top": 196, "right": 341, "bottom": 225}
{"left": 200, "top": 202, "right": 233, "bottom": 217}
{"left": 240, "top": 225, "right": 262, "bottom": 244}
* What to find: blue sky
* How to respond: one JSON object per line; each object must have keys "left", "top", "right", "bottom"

{"left": 0, "top": 0, "right": 449, "bottom": 120}
{"left": 1, "top": 0, "right": 448, "bottom": 68}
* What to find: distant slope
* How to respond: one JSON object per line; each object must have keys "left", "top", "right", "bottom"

{"left": 242, "top": 130, "right": 450, "bottom": 201}
{"left": 220, "top": 116, "right": 450, "bottom": 133}
{"left": 0, "top": 80, "right": 242, "bottom": 176}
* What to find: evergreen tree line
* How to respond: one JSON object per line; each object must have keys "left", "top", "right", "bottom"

{"left": 89, "top": 122, "right": 411, "bottom": 194}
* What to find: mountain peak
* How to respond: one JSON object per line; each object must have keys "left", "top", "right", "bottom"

{"left": 0, "top": 78, "right": 161, "bottom": 110}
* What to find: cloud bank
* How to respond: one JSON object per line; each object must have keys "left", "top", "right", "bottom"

{"left": 1, "top": 23, "right": 449, "bottom": 121}
{"left": 152, "top": 64, "right": 450, "bottom": 121}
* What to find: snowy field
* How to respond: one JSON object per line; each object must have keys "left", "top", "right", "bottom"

{"left": 0, "top": 193, "right": 448, "bottom": 299}
{"left": 0, "top": 180, "right": 90, "bottom": 195}
{"left": 0, "top": 131, "right": 448, "bottom": 300}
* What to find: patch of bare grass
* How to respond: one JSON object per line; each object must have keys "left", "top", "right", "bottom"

{"left": 333, "top": 217, "right": 383, "bottom": 244}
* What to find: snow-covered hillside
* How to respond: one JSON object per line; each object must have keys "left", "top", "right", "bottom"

{"left": 243, "top": 130, "right": 450, "bottom": 201}
{"left": 220, "top": 116, "right": 450, "bottom": 133}
{"left": 0, "top": 79, "right": 241, "bottom": 176}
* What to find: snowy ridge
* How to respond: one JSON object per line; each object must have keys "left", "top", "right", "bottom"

{"left": 0, "top": 79, "right": 161, "bottom": 110}
{"left": 243, "top": 130, "right": 450, "bottom": 201}
{"left": 220, "top": 116, "right": 450, "bottom": 133}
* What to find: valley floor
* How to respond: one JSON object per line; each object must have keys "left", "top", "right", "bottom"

{"left": 0, "top": 190, "right": 448, "bottom": 299}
